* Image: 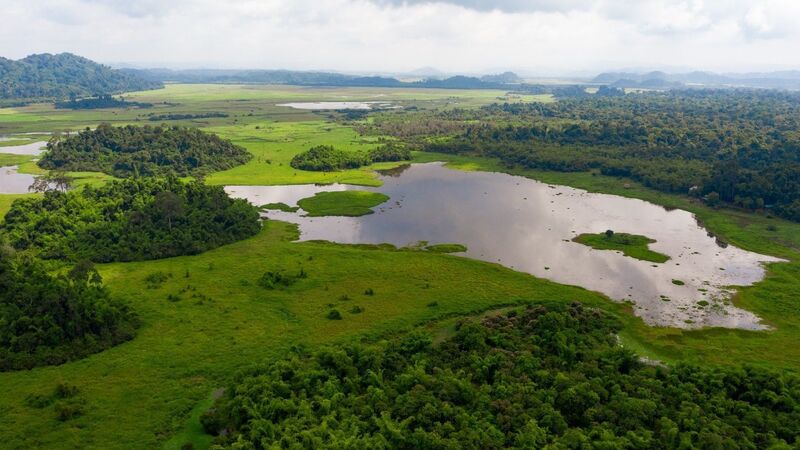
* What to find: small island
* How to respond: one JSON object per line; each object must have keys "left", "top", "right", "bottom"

{"left": 572, "top": 230, "right": 670, "bottom": 263}
{"left": 297, "top": 190, "right": 390, "bottom": 216}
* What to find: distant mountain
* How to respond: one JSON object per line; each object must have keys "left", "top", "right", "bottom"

{"left": 123, "top": 68, "right": 519, "bottom": 90}
{"left": 0, "top": 53, "right": 163, "bottom": 101}
{"left": 593, "top": 70, "right": 800, "bottom": 90}
{"left": 480, "top": 71, "right": 523, "bottom": 84}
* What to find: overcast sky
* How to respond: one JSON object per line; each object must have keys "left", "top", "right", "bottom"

{"left": 1, "top": 0, "right": 799, "bottom": 75}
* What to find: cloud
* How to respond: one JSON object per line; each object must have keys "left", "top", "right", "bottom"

{"left": 0, "top": 0, "right": 799, "bottom": 73}
{"left": 370, "top": 0, "right": 586, "bottom": 13}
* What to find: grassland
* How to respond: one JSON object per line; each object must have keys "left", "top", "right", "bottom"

{"left": 1, "top": 84, "right": 800, "bottom": 449}
{"left": 572, "top": 232, "right": 670, "bottom": 263}
{"left": 424, "top": 243, "right": 468, "bottom": 253}
{"left": 297, "top": 190, "right": 389, "bottom": 216}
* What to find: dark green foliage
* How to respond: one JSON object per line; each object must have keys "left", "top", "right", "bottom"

{"left": 38, "top": 123, "right": 252, "bottom": 177}
{"left": 1, "top": 177, "right": 261, "bottom": 262}
{"left": 145, "top": 271, "right": 171, "bottom": 289}
{"left": 0, "top": 53, "right": 162, "bottom": 100}
{"left": 350, "top": 306, "right": 364, "bottom": 314}
{"left": 364, "top": 287, "right": 375, "bottom": 296}
{"left": 291, "top": 143, "right": 411, "bottom": 172}
{"left": 148, "top": 112, "right": 228, "bottom": 121}
{"left": 419, "top": 90, "right": 800, "bottom": 221}
{"left": 326, "top": 309, "right": 343, "bottom": 320}
{"left": 258, "top": 269, "right": 307, "bottom": 290}
{"left": 368, "top": 143, "right": 412, "bottom": 162}
{"left": 290, "top": 145, "right": 370, "bottom": 171}
{"left": 54, "top": 95, "right": 152, "bottom": 110}
{"left": 0, "top": 251, "right": 138, "bottom": 371}
{"left": 205, "top": 303, "right": 800, "bottom": 448}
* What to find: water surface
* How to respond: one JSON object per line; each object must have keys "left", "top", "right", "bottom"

{"left": 0, "top": 141, "right": 47, "bottom": 155}
{"left": 0, "top": 166, "right": 36, "bottom": 194}
{"left": 277, "top": 101, "right": 395, "bottom": 110}
{"left": 226, "top": 163, "right": 783, "bottom": 330}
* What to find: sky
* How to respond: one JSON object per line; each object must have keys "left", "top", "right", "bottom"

{"left": 1, "top": 0, "right": 799, "bottom": 75}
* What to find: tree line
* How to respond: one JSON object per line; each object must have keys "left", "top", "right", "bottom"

{"left": 368, "top": 89, "right": 800, "bottom": 221}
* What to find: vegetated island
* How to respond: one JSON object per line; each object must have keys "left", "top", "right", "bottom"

{"left": 37, "top": 123, "right": 252, "bottom": 177}
{"left": 260, "top": 202, "right": 300, "bottom": 213}
{"left": 201, "top": 302, "right": 800, "bottom": 448}
{"left": 1, "top": 177, "right": 261, "bottom": 262}
{"left": 297, "top": 191, "right": 390, "bottom": 216}
{"left": 572, "top": 230, "right": 670, "bottom": 263}
{"left": 0, "top": 249, "right": 138, "bottom": 371}
{"left": 290, "top": 143, "right": 411, "bottom": 172}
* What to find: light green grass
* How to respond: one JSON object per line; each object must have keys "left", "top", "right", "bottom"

{"left": 573, "top": 232, "right": 670, "bottom": 263}
{"left": 0, "top": 153, "right": 34, "bottom": 166}
{"left": 297, "top": 190, "right": 390, "bottom": 216}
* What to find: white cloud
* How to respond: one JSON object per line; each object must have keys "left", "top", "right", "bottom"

{"left": 0, "top": 0, "right": 799, "bottom": 73}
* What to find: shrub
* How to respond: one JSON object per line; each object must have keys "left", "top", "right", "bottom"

{"left": 326, "top": 310, "right": 343, "bottom": 320}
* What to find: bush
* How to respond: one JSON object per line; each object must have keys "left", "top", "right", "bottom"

{"left": 326, "top": 309, "right": 343, "bottom": 320}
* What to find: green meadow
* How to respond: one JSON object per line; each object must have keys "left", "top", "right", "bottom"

{"left": 297, "top": 190, "right": 390, "bottom": 216}
{"left": 1, "top": 84, "right": 800, "bottom": 448}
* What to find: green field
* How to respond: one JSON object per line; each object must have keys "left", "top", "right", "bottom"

{"left": 573, "top": 232, "right": 670, "bottom": 263}
{"left": 1, "top": 84, "right": 800, "bottom": 449}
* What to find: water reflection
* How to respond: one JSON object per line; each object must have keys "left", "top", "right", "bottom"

{"left": 226, "top": 163, "right": 784, "bottom": 330}
{"left": 0, "top": 166, "right": 36, "bottom": 194}
{"left": 0, "top": 141, "right": 47, "bottom": 155}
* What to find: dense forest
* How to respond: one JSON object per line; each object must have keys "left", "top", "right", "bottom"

{"left": 54, "top": 95, "right": 152, "bottom": 110}
{"left": 202, "top": 302, "right": 800, "bottom": 448}
{"left": 0, "top": 53, "right": 162, "bottom": 100}
{"left": 377, "top": 90, "right": 800, "bottom": 221}
{"left": 38, "top": 123, "right": 252, "bottom": 177}
{"left": 290, "top": 144, "right": 411, "bottom": 171}
{"left": 1, "top": 177, "right": 261, "bottom": 262}
{"left": 0, "top": 246, "right": 138, "bottom": 370}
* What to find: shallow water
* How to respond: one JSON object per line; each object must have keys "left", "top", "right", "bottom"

{"left": 226, "top": 163, "right": 784, "bottom": 330}
{"left": 0, "top": 141, "right": 47, "bottom": 155}
{"left": 0, "top": 165, "right": 36, "bottom": 194}
{"left": 277, "top": 101, "right": 395, "bottom": 110}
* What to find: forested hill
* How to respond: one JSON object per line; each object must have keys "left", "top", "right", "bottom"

{"left": 122, "top": 68, "right": 523, "bottom": 89}
{"left": 0, "top": 53, "right": 163, "bottom": 100}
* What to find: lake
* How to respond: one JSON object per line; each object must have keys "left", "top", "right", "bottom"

{"left": 0, "top": 141, "right": 47, "bottom": 155}
{"left": 226, "top": 163, "right": 784, "bottom": 330}
{"left": 0, "top": 165, "right": 36, "bottom": 194}
{"left": 277, "top": 101, "right": 396, "bottom": 110}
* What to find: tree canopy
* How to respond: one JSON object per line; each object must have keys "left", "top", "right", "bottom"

{"left": 1, "top": 177, "right": 261, "bottom": 262}
{"left": 202, "top": 302, "right": 800, "bottom": 448}
{"left": 38, "top": 123, "right": 252, "bottom": 178}
{"left": 0, "top": 53, "right": 162, "bottom": 101}
{"left": 0, "top": 246, "right": 138, "bottom": 371}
